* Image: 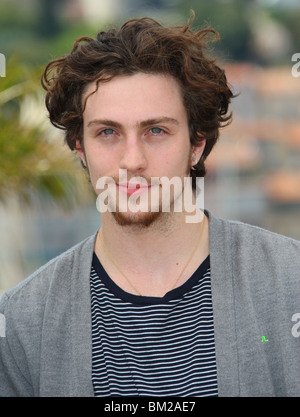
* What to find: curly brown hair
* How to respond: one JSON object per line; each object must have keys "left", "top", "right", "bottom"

{"left": 41, "top": 14, "right": 234, "bottom": 186}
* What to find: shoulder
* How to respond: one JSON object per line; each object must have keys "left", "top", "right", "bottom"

{"left": 0, "top": 233, "right": 96, "bottom": 314}
{"left": 227, "top": 217, "right": 300, "bottom": 258}
{"left": 207, "top": 210, "right": 300, "bottom": 313}
{"left": 208, "top": 210, "right": 300, "bottom": 253}
{"left": 207, "top": 210, "right": 300, "bottom": 285}
{"left": 0, "top": 233, "right": 96, "bottom": 396}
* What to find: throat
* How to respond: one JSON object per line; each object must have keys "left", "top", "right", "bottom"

{"left": 95, "top": 214, "right": 209, "bottom": 297}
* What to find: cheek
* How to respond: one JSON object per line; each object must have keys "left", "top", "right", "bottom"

{"left": 84, "top": 150, "right": 103, "bottom": 185}
{"left": 166, "top": 145, "right": 191, "bottom": 174}
{"left": 85, "top": 146, "right": 120, "bottom": 190}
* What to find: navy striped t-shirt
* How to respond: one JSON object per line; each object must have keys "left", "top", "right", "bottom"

{"left": 90, "top": 253, "right": 218, "bottom": 397}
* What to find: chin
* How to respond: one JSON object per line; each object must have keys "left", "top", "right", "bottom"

{"left": 111, "top": 210, "right": 162, "bottom": 228}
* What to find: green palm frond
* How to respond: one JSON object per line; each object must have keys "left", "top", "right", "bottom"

{"left": 0, "top": 57, "right": 93, "bottom": 209}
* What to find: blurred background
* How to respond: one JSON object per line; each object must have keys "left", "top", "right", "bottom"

{"left": 0, "top": 0, "right": 299, "bottom": 294}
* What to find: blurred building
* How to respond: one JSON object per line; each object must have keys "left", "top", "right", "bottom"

{"left": 205, "top": 63, "right": 300, "bottom": 238}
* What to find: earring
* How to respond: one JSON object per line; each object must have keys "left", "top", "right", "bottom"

{"left": 191, "top": 157, "right": 198, "bottom": 171}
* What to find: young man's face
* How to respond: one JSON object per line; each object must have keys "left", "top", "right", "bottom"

{"left": 77, "top": 72, "right": 205, "bottom": 227}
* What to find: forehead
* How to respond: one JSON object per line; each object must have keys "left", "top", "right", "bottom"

{"left": 82, "top": 72, "right": 187, "bottom": 124}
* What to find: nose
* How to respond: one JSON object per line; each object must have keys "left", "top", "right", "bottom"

{"left": 119, "top": 135, "right": 147, "bottom": 175}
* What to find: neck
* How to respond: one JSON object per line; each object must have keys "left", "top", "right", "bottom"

{"left": 101, "top": 208, "right": 199, "bottom": 251}
{"left": 95, "top": 209, "right": 209, "bottom": 297}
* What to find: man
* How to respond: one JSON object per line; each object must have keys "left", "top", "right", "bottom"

{"left": 0, "top": 16, "right": 300, "bottom": 397}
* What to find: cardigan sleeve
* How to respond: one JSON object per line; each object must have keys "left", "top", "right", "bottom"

{"left": 0, "top": 294, "right": 34, "bottom": 397}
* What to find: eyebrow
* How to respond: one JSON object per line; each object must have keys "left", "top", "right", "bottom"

{"left": 86, "top": 117, "right": 179, "bottom": 129}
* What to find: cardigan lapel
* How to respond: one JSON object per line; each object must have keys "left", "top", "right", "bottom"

{"left": 207, "top": 210, "right": 240, "bottom": 397}
{"left": 70, "top": 232, "right": 97, "bottom": 397}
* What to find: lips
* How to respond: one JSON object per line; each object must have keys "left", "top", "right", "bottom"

{"left": 117, "top": 182, "right": 151, "bottom": 196}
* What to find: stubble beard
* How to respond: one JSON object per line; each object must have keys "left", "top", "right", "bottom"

{"left": 111, "top": 209, "right": 163, "bottom": 229}
{"left": 111, "top": 175, "right": 189, "bottom": 231}
{"left": 90, "top": 154, "right": 193, "bottom": 230}
{"left": 110, "top": 181, "right": 167, "bottom": 229}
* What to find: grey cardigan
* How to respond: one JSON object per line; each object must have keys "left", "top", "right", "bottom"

{"left": 1, "top": 211, "right": 300, "bottom": 397}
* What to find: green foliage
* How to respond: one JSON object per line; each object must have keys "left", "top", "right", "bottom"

{"left": 177, "top": 0, "right": 300, "bottom": 63}
{"left": 0, "top": 0, "right": 98, "bottom": 66}
{"left": 178, "top": 0, "right": 254, "bottom": 61}
{"left": 270, "top": 6, "right": 300, "bottom": 53}
{"left": 0, "top": 57, "right": 93, "bottom": 209}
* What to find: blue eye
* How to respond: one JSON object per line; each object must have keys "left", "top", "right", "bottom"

{"left": 150, "top": 127, "right": 164, "bottom": 134}
{"left": 101, "top": 128, "right": 115, "bottom": 135}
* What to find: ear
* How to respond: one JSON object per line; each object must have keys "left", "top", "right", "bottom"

{"left": 75, "top": 139, "right": 87, "bottom": 167}
{"left": 191, "top": 136, "right": 206, "bottom": 168}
